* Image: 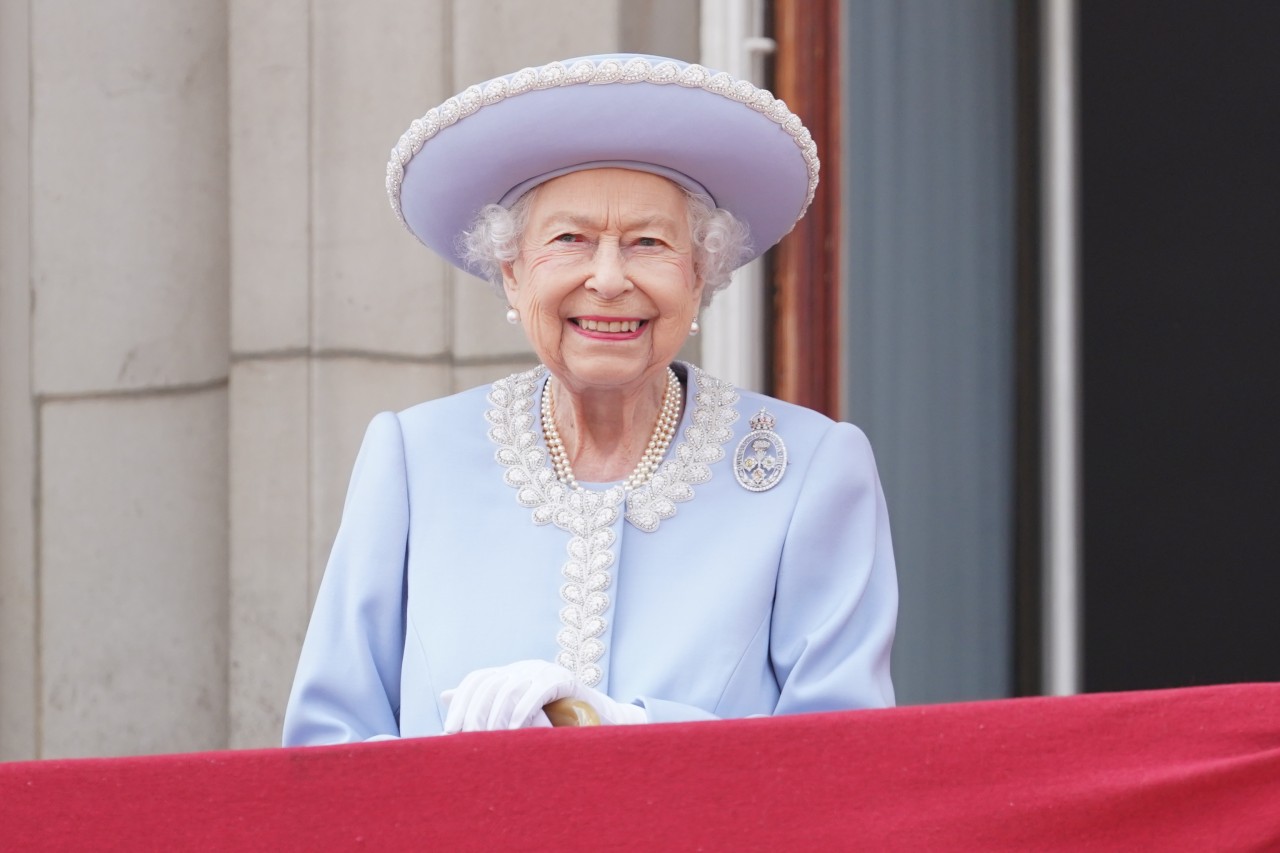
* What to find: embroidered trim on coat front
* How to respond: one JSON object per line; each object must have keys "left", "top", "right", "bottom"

{"left": 485, "top": 364, "right": 739, "bottom": 686}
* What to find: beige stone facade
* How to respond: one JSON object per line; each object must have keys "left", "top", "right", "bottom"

{"left": 1, "top": 0, "right": 698, "bottom": 759}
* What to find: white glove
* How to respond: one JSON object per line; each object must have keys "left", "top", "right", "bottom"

{"left": 441, "top": 660, "right": 647, "bottom": 733}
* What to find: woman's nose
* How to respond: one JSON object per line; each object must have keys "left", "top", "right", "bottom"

{"left": 584, "top": 243, "right": 631, "bottom": 300}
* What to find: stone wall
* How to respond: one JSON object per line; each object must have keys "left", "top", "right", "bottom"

{"left": 1, "top": 0, "right": 697, "bottom": 759}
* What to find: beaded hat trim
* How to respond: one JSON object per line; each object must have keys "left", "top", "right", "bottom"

{"left": 385, "top": 55, "right": 818, "bottom": 270}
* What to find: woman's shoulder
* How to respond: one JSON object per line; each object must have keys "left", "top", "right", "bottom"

{"left": 690, "top": 365, "right": 863, "bottom": 443}
{"left": 732, "top": 387, "right": 834, "bottom": 430}
{"left": 395, "top": 382, "right": 493, "bottom": 425}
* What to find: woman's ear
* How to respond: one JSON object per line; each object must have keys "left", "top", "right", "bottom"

{"left": 501, "top": 261, "right": 519, "bottom": 307}
{"left": 691, "top": 276, "right": 707, "bottom": 312}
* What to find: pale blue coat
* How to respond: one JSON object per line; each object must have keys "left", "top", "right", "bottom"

{"left": 283, "top": 364, "right": 897, "bottom": 744}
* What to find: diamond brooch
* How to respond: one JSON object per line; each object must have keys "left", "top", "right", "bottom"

{"left": 734, "top": 408, "right": 787, "bottom": 492}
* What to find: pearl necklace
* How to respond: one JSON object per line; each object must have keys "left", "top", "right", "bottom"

{"left": 541, "top": 367, "right": 682, "bottom": 493}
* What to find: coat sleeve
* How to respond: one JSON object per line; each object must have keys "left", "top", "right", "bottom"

{"left": 282, "top": 412, "right": 410, "bottom": 745}
{"left": 637, "top": 421, "right": 898, "bottom": 724}
{"left": 769, "top": 421, "right": 897, "bottom": 712}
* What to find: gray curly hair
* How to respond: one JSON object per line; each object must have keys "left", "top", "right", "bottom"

{"left": 459, "top": 184, "right": 752, "bottom": 308}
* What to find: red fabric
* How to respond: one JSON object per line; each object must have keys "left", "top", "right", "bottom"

{"left": 3, "top": 683, "right": 1278, "bottom": 851}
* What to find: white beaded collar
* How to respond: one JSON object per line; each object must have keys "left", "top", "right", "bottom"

{"left": 485, "top": 362, "right": 740, "bottom": 534}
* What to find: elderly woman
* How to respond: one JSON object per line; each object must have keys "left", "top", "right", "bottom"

{"left": 283, "top": 54, "right": 897, "bottom": 743}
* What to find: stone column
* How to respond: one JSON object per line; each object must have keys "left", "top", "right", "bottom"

{"left": 227, "top": 0, "right": 455, "bottom": 748}
{"left": 9, "top": 0, "right": 231, "bottom": 758}
{"left": 0, "top": 0, "right": 37, "bottom": 763}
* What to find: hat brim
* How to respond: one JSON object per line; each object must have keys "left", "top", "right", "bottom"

{"left": 387, "top": 55, "right": 818, "bottom": 275}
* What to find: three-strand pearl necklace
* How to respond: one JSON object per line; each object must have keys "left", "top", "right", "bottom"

{"left": 541, "top": 367, "right": 682, "bottom": 493}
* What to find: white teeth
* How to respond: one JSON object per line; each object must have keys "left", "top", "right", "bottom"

{"left": 577, "top": 319, "right": 641, "bottom": 333}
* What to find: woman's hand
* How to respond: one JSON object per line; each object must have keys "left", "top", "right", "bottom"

{"left": 441, "top": 660, "right": 647, "bottom": 733}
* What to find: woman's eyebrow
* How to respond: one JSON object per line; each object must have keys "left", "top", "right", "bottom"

{"left": 538, "top": 213, "right": 600, "bottom": 232}
{"left": 537, "top": 213, "right": 681, "bottom": 233}
{"left": 622, "top": 214, "right": 681, "bottom": 233}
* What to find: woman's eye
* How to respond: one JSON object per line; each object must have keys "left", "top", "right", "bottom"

{"left": 554, "top": 233, "right": 582, "bottom": 243}
{"left": 635, "top": 236, "right": 662, "bottom": 247}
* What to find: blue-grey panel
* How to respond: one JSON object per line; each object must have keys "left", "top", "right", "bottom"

{"left": 842, "top": 0, "right": 1016, "bottom": 704}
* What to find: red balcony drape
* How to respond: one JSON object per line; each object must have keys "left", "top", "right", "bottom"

{"left": 3, "top": 683, "right": 1279, "bottom": 851}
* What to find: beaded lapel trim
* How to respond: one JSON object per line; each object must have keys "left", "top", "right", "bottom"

{"left": 485, "top": 364, "right": 740, "bottom": 685}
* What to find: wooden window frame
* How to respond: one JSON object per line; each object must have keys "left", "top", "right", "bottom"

{"left": 769, "top": 0, "right": 842, "bottom": 417}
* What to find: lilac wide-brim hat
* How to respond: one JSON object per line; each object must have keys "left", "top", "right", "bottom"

{"left": 386, "top": 54, "right": 818, "bottom": 274}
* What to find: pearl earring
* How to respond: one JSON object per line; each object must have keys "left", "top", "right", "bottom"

{"left": 506, "top": 307, "right": 520, "bottom": 325}
{"left": 689, "top": 317, "right": 700, "bottom": 336}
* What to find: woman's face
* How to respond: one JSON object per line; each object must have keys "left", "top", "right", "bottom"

{"left": 502, "top": 168, "right": 703, "bottom": 397}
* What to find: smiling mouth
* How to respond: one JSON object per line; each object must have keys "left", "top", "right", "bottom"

{"left": 571, "top": 318, "right": 646, "bottom": 333}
